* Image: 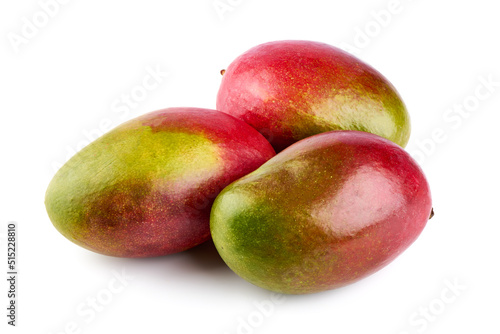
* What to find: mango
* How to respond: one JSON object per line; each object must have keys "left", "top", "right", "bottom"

{"left": 217, "top": 40, "right": 410, "bottom": 152}
{"left": 45, "top": 108, "right": 275, "bottom": 257}
{"left": 210, "top": 130, "right": 432, "bottom": 294}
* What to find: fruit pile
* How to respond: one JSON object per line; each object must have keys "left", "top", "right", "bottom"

{"left": 45, "top": 40, "right": 432, "bottom": 295}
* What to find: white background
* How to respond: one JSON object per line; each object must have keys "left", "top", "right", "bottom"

{"left": 1, "top": 0, "right": 499, "bottom": 333}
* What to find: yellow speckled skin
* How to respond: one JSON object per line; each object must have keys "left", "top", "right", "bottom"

{"left": 210, "top": 131, "right": 432, "bottom": 294}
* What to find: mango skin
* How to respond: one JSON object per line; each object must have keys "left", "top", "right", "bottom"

{"left": 216, "top": 40, "right": 410, "bottom": 152}
{"left": 45, "top": 108, "right": 275, "bottom": 258}
{"left": 210, "top": 131, "right": 432, "bottom": 294}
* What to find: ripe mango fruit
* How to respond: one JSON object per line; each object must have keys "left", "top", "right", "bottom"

{"left": 45, "top": 108, "right": 275, "bottom": 257}
{"left": 210, "top": 130, "right": 432, "bottom": 294}
{"left": 217, "top": 40, "right": 410, "bottom": 152}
